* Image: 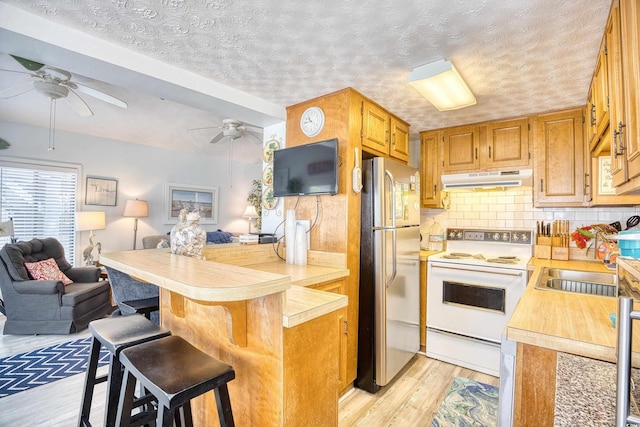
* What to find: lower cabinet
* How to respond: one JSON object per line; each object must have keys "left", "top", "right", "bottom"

{"left": 309, "top": 279, "right": 349, "bottom": 393}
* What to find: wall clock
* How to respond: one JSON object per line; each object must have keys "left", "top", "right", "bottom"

{"left": 300, "top": 106, "right": 325, "bottom": 137}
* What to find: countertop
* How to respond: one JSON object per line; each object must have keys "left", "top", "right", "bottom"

{"left": 506, "top": 258, "right": 640, "bottom": 365}
{"left": 100, "top": 248, "right": 349, "bottom": 328}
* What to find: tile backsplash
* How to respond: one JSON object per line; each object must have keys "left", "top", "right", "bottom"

{"left": 420, "top": 187, "right": 640, "bottom": 260}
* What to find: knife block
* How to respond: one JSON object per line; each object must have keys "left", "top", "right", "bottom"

{"left": 535, "top": 236, "right": 552, "bottom": 259}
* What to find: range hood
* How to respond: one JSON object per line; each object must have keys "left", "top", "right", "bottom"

{"left": 441, "top": 169, "right": 533, "bottom": 190}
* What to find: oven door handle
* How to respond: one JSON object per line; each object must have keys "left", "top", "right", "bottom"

{"left": 430, "top": 263, "right": 524, "bottom": 277}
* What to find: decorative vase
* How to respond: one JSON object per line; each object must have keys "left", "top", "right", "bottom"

{"left": 170, "top": 209, "right": 206, "bottom": 260}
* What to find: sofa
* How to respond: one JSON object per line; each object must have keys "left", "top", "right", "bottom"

{"left": 0, "top": 238, "right": 113, "bottom": 335}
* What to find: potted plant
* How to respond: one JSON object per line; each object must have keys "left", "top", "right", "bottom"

{"left": 247, "top": 179, "right": 262, "bottom": 232}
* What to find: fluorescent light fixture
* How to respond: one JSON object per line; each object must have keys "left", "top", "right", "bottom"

{"left": 407, "top": 59, "right": 476, "bottom": 111}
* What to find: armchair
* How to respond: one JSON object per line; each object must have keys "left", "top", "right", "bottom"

{"left": 0, "top": 238, "right": 113, "bottom": 335}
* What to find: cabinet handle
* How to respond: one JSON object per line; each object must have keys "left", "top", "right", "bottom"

{"left": 475, "top": 147, "right": 478, "bottom": 160}
{"left": 584, "top": 173, "right": 590, "bottom": 195}
{"left": 433, "top": 184, "right": 437, "bottom": 197}
{"left": 540, "top": 179, "right": 544, "bottom": 192}
{"left": 488, "top": 146, "right": 492, "bottom": 159}
{"left": 590, "top": 104, "right": 596, "bottom": 126}
{"left": 392, "top": 132, "right": 396, "bottom": 145}
{"left": 386, "top": 130, "right": 390, "bottom": 143}
{"left": 614, "top": 121, "right": 627, "bottom": 158}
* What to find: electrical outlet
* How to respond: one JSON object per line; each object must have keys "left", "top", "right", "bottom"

{"left": 296, "top": 219, "right": 311, "bottom": 248}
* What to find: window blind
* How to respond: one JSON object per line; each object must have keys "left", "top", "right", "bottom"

{"left": 0, "top": 162, "right": 78, "bottom": 263}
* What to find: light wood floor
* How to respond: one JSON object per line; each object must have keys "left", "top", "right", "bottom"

{"left": 0, "top": 314, "right": 498, "bottom": 426}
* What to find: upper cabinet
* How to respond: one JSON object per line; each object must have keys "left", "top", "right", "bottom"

{"left": 441, "top": 119, "right": 530, "bottom": 174}
{"left": 362, "top": 99, "right": 410, "bottom": 163}
{"left": 533, "top": 108, "right": 585, "bottom": 207}
{"left": 617, "top": 0, "right": 640, "bottom": 188}
{"left": 442, "top": 125, "right": 479, "bottom": 172}
{"left": 484, "top": 118, "right": 531, "bottom": 169}
{"left": 420, "top": 130, "right": 441, "bottom": 208}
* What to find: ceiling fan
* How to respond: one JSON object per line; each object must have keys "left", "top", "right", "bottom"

{"left": 0, "top": 55, "right": 127, "bottom": 149}
{"left": 189, "top": 118, "right": 263, "bottom": 144}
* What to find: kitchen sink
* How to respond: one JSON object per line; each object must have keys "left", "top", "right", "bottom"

{"left": 534, "top": 267, "right": 617, "bottom": 297}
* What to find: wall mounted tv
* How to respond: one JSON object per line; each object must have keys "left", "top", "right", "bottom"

{"left": 272, "top": 138, "right": 339, "bottom": 197}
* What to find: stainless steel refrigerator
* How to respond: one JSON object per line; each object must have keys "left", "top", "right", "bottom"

{"left": 356, "top": 156, "right": 421, "bottom": 393}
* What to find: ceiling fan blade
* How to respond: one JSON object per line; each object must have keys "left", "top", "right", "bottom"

{"left": 188, "top": 125, "right": 222, "bottom": 131}
{"left": 209, "top": 132, "right": 225, "bottom": 144}
{"left": 0, "top": 81, "right": 34, "bottom": 99}
{"left": 64, "top": 88, "right": 93, "bottom": 117}
{"left": 10, "top": 55, "right": 45, "bottom": 71}
{"left": 245, "top": 130, "right": 264, "bottom": 143}
{"left": 72, "top": 82, "right": 127, "bottom": 109}
{"left": 243, "top": 124, "right": 263, "bottom": 132}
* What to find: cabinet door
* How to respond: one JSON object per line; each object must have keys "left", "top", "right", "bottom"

{"left": 309, "top": 280, "right": 348, "bottom": 392}
{"left": 620, "top": 0, "right": 640, "bottom": 179}
{"left": 442, "top": 125, "right": 479, "bottom": 172}
{"left": 586, "top": 87, "right": 597, "bottom": 151}
{"left": 606, "top": 2, "right": 628, "bottom": 187}
{"left": 362, "top": 101, "right": 390, "bottom": 157}
{"left": 420, "top": 131, "right": 441, "bottom": 208}
{"left": 483, "top": 118, "right": 530, "bottom": 169}
{"left": 593, "top": 47, "right": 609, "bottom": 139}
{"left": 534, "top": 109, "right": 585, "bottom": 207}
{"left": 390, "top": 117, "right": 410, "bottom": 162}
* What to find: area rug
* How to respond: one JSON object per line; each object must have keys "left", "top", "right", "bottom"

{"left": 0, "top": 337, "right": 109, "bottom": 398}
{"left": 431, "top": 376, "right": 499, "bottom": 427}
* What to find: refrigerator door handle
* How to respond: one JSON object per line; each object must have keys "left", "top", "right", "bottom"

{"left": 384, "top": 169, "right": 396, "bottom": 228}
{"left": 386, "top": 229, "right": 397, "bottom": 288}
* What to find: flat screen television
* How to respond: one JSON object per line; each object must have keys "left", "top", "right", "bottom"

{"left": 272, "top": 138, "right": 339, "bottom": 197}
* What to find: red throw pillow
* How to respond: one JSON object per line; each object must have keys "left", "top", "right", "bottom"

{"left": 24, "top": 258, "right": 73, "bottom": 285}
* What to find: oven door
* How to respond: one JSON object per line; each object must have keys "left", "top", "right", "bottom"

{"left": 427, "top": 260, "right": 526, "bottom": 343}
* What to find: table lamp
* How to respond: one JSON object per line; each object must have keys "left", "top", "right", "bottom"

{"left": 242, "top": 205, "right": 258, "bottom": 234}
{"left": 76, "top": 211, "right": 106, "bottom": 265}
{"left": 123, "top": 199, "right": 149, "bottom": 249}
{"left": 0, "top": 218, "right": 15, "bottom": 243}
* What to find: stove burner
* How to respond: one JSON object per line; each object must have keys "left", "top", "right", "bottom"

{"left": 448, "top": 252, "right": 472, "bottom": 258}
{"left": 486, "top": 258, "right": 518, "bottom": 264}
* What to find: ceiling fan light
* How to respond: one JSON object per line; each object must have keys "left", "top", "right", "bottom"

{"left": 33, "top": 81, "right": 69, "bottom": 99}
{"left": 407, "top": 59, "right": 476, "bottom": 111}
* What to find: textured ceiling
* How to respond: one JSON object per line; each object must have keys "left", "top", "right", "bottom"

{"left": 0, "top": 0, "right": 611, "bottom": 161}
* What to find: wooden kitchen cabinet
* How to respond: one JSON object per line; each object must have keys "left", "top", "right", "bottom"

{"left": 441, "top": 119, "right": 530, "bottom": 173}
{"left": 513, "top": 343, "right": 557, "bottom": 426}
{"left": 442, "top": 125, "right": 479, "bottom": 172}
{"left": 309, "top": 278, "right": 349, "bottom": 392}
{"left": 483, "top": 118, "right": 531, "bottom": 169}
{"left": 362, "top": 99, "right": 410, "bottom": 163}
{"left": 533, "top": 108, "right": 586, "bottom": 207}
{"left": 420, "top": 130, "right": 441, "bottom": 208}
{"left": 592, "top": 45, "right": 609, "bottom": 143}
{"left": 614, "top": 0, "right": 640, "bottom": 193}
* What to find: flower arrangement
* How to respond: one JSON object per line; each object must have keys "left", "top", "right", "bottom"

{"left": 247, "top": 179, "right": 262, "bottom": 232}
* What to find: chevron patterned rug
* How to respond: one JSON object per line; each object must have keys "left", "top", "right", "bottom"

{"left": 0, "top": 337, "right": 109, "bottom": 398}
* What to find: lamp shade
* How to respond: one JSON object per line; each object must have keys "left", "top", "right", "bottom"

{"left": 123, "top": 199, "right": 149, "bottom": 218}
{"left": 76, "top": 211, "right": 106, "bottom": 231}
{"left": 407, "top": 59, "right": 476, "bottom": 111}
{"left": 242, "top": 205, "right": 258, "bottom": 219}
{"left": 0, "top": 219, "right": 14, "bottom": 237}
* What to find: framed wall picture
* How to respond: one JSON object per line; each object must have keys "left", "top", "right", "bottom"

{"left": 164, "top": 182, "right": 218, "bottom": 224}
{"left": 85, "top": 176, "right": 118, "bottom": 206}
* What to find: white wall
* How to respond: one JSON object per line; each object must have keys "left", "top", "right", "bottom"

{"left": 421, "top": 187, "right": 640, "bottom": 260}
{"left": 0, "top": 119, "right": 261, "bottom": 263}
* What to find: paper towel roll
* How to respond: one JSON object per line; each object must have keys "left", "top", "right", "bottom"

{"left": 295, "top": 223, "right": 307, "bottom": 265}
{"left": 285, "top": 209, "right": 297, "bottom": 264}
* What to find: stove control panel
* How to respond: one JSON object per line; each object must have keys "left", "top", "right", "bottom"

{"left": 446, "top": 228, "right": 532, "bottom": 244}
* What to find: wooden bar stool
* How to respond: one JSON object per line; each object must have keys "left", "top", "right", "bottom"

{"left": 78, "top": 314, "right": 170, "bottom": 427}
{"left": 116, "top": 335, "right": 236, "bottom": 427}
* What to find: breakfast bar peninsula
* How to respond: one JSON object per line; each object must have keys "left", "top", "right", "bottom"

{"left": 99, "top": 246, "right": 349, "bottom": 427}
